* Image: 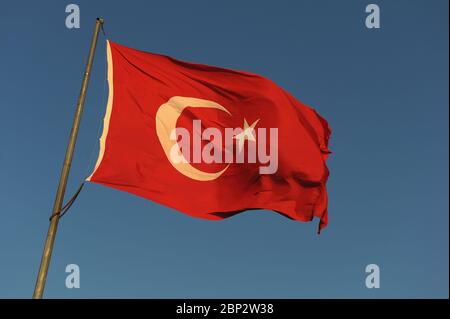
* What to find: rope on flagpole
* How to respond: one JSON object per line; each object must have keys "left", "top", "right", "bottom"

{"left": 48, "top": 182, "right": 85, "bottom": 221}
{"left": 100, "top": 22, "right": 107, "bottom": 37}
{"left": 47, "top": 23, "right": 107, "bottom": 222}
{"left": 49, "top": 25, "right": 109, "bottom": 223}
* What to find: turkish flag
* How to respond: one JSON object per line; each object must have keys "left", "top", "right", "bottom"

{"left": 88, "top": 41, "right": 331, "bottom": 232}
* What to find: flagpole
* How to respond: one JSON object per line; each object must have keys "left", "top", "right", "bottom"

{"left": 32, "top": 17, "right": 104, "bottom": 299}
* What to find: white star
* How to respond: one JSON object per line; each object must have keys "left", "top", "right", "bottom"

{"left": 234, "top": 118, "right": 260, "bottom": 152}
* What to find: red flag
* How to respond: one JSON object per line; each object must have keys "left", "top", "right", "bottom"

{"left": 88, "top": 41, "right": 331, "bottom": 232}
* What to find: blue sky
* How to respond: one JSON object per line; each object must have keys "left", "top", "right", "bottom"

{"left": 0, "top": 0, "right": 448, "bottom": 298}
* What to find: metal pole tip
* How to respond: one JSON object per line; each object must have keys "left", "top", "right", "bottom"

{"left": 96, "top": 17, "right": 104, "bottom": 24}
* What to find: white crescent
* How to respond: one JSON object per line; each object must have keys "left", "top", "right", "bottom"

{"left": 156, "top": 96, "right": 230, "bottom": 181}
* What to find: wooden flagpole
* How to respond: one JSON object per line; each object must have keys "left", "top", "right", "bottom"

{"left": 32, "top": 17, "right": 104, "bottom": 299}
